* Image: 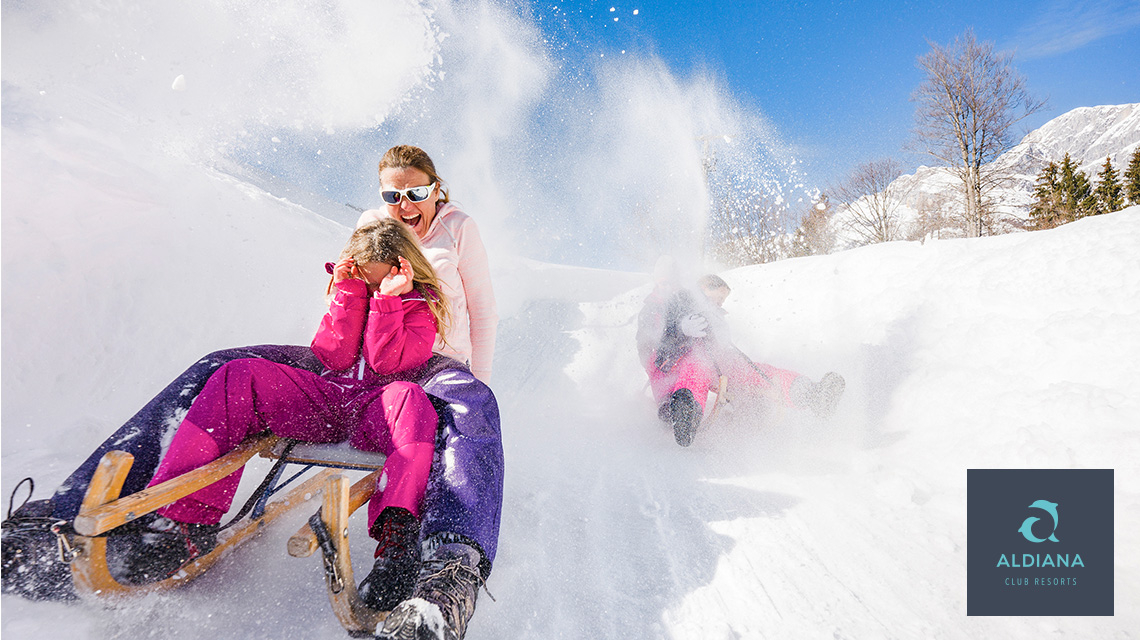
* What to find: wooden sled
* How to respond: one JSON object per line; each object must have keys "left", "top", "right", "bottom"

{"left": 64, "top": 434, "right": 392, "bottom": 637}
{"left": 66, "top": 433, "right": 331, "bottom": 597}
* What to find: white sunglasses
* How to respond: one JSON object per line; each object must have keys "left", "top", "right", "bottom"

{"left": 380, "top": 182, "right": 437, "bottom": 205}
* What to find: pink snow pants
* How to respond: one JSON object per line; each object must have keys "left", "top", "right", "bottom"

{"left": 146, "top": 358, "right": 437, "bottom": 536}
{"left": 646, "top": 343, "right": 803, "bottom": 410}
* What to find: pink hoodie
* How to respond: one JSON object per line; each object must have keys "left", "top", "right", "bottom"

{"left": 311, "top": 278, "right": 437, "bottom": 379}
{"left": 357, "top": 202, "right": 498, "bottom": 381}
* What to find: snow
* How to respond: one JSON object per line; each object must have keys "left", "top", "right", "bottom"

{"left": 3, "top": 2, "right": 1138, "bottom": 639}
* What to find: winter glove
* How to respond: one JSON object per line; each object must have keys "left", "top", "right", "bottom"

{"left": 679, "top": 313, "right": 708, "bottom": 338}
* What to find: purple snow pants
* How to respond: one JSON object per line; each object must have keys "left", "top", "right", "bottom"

{"left": 51, "top": 347, "right": 504, "bottom": 577}
{"left": 145, "top": 359, "right": 437, "bottom": 532}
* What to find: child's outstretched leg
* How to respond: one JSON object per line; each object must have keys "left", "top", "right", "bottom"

{"left": 149, "top": 359, "right": 346, "bottom": 523}
{"left": 111, "top": 358, "right": 345, "bottom": 584}
{"left": 352, "top": 381, "right": 438, "bottom": 612}
{"left": 50, "top": 345, "right": 321, "bottom": 522}
{"left": 648, "top": 346, "right": 719, "bottom": 447}
{"left": 730, "top": 356, "right": 845, "bottom": 417}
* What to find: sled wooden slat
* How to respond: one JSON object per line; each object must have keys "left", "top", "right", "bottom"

{"left": 324, "top": 474, "right": 386, "bottom": 634}
{"left": 288, "top": 469, "right": 380, "bottom": 558}
{"left": 71, "top": 466, "right": 332, "bottom": 597}
{"left": 79, "top": 450, "right": 135, "bottom": 514}
{"left": 263, "top": 439, "right": 389, "bottom": 472}
{"left": 702, "top": 374, "right": 729, "bottom": 426}
{"left": 73, "top": 433, "right": 279, "bottom": 537}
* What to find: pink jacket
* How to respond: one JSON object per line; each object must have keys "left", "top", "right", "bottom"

{"left": 311, "top": 278, "right": 437, "bottom": 380}
{"left": 357, "top": 202, "right": 498, "bottom": 381}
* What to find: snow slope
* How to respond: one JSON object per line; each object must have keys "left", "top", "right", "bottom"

{"left": 4, "top": 2, "right": 1139, "bottom": 639}
{"left": 4, "top": 109, "right": 1139, "bottom": 636}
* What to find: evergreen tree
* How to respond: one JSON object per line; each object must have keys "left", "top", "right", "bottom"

{"left": 1028, "top": 161, "right": 1062, "bottom": 230}
{"left": 1094, "top": 156, "right": 1124, "bottom": 213}
{"left": 1126, "top": 148, "right": 1140, "bottom": 206}
{"left": 1058, "top": 153, "right": 1096, "bottom": 220}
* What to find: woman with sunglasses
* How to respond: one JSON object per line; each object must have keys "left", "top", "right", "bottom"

{"left": 3, "top": 146, "right": 503, "bottom": 640}
{"left": 357, "top": 145, "right": 498, "bottom": 383}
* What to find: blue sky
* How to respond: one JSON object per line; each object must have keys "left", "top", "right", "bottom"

{"left": 539, "top": 0, "right": 1140, "bottom": 188}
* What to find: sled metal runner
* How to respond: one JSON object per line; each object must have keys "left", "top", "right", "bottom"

{"left": 66, "top": 433, "right": 391, "bottom": 637}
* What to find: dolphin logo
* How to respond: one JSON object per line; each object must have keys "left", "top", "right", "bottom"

{"left": 1019, "top": 500, "right": 1060, "bottom": 543}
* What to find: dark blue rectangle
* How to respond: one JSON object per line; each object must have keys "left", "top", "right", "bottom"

{"left": 967, "top": 468, "right": 1113, "bottom": 616}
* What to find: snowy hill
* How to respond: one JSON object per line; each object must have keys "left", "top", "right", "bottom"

{"left": 4, "top": 102, "right": 1140, "bottom": 635}
{"left": 834, "top": 103, "right": 1140, "bottom": 246}
{"left": 3, "top": 2, "right": 1139, "bottom": 638}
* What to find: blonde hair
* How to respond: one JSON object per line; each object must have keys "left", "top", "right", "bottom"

{"left": 330, "top": 218, "right": 451, "bottom": 344}
{"left": 378, "top": 145, "right": 450, "bottom": 203}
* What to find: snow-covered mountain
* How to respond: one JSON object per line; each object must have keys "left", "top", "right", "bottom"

{"left": 998, "top": 103, "right": 1140, "bottom": 177}
{"left": 833, "top": 103, "right": 1140, "bottom": 246}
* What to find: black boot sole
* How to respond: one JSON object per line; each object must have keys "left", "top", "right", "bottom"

{"left": 670, "top": 388, "right": 700, "bottom": 447}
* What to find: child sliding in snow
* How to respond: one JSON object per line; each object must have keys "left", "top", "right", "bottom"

{"left": 638, "top": 265, "right": 844, "bottom": 446}
{"left": 112, "top": 218, "right": 448, "bottom": 611}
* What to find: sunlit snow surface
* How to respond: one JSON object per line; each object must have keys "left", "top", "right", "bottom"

{"left": 3, "top": 1, "right": 1139, "bottom": 638}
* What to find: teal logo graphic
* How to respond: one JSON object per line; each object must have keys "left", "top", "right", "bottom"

{"left": 1018, "top": 499, "right": 1060, "bottom": 543}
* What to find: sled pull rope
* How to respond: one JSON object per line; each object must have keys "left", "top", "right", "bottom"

{"left": 7, "top": 477, "right": 34, "bottom": 518}
{"left": 216, "top": 439, "right": 300, "bottom": 533}
{"left": 309, "top": 511, "right": 344, "bottom": 594}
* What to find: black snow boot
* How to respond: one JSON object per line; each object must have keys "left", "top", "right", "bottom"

{"left": 375, "top": 542, "right": 485, "bottom": 640}
{"left": 791, "top": 372, "right": 846, "bottom": 418}
{"left": 813, "top": 372, "right": 846, "bottom": 417}
{"left": 359, "top": 507, "right": 422, "bottom": 612}
{"left": 669, "top": 388, "right": 701, "bottom": 447}
{"left": 1, "top": 479, "right": 76, "bottom": 601}
{"left": 106, "top": 512, "right": 219, "bottom": 585}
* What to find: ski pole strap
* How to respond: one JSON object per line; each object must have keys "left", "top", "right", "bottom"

{"left": 309, "top": 511, "right": 344, "bottom": 594}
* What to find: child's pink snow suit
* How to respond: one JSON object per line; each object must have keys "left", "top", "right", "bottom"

{"left": 637, "top": 285, "right": 803, "bottom": 412}
{"left": 147, "top": 278, "right": 439, "bottom": 535}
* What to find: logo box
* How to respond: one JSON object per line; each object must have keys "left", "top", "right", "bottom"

{"left": 967, "top": 469, "right": 1113, "bottom": 616}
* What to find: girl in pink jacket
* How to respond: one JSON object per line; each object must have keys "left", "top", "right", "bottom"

{"left": 112, "top": 219, "right": 448, "bottom": 611}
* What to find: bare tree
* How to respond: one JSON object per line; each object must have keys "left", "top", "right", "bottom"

{"left": 709, "top": 194, "right": 787, "bottom": 266}
{"left": 790, "top": 195, "right": 837, "bottom": 256}
{"left": 706, "top": 169, "right": 791, "bottom": 266}
{"left": 832, "top": 159, "right": 913, "bottom": 245}
{"left": 906, "top": 193, "right": 950, "bottom": 243}
{"left": 912, "top": 29, "right": 1045, "bottom": 237}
